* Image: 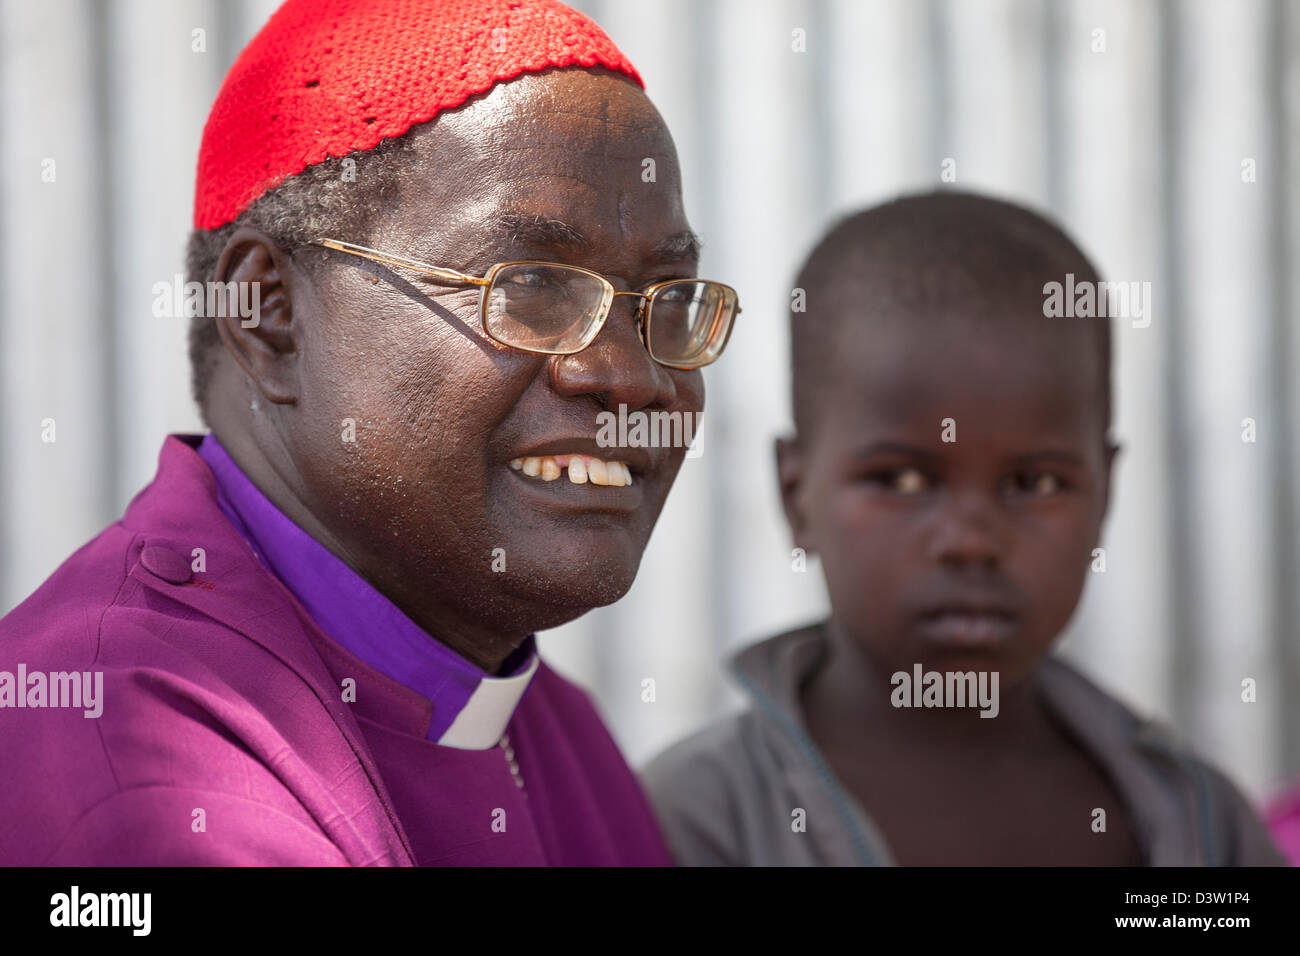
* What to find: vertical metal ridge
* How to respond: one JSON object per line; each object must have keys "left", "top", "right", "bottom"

{"left": 1158, "top": 0, "right": 1196, "bottom": 734}
{"left": 809, "top": 0, "right": 834, "bottom": 220}
{"left": 89, "top": 0, "right": 120, "bottom": 519}
{"left": 928, "top": 0, "right": 951, "bottom": 179}
{"left": 1043, "top": 0, "right": 1064, "bottom": 213}
{"left": 0, "top": 3, "right": 10, "bottom": 596}
{"left": 1266, "top": 0, "right": 1299, "bottom": 782}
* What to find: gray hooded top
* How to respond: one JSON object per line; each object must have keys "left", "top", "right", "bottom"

{"left": 642, "top": 624, "right": 1284, "bottom": 866}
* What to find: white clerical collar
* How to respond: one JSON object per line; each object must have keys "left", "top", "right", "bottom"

{"left": 437, "top": 651, "right": 540, "bottom": 750}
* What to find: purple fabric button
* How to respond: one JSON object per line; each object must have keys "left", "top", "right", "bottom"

{"left": 140, "top": 546, "right": 193, "bottom": 584}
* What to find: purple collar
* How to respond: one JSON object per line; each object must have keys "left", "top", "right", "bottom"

{"left": 197, "top": 433, "right": 537, "bottom": 749}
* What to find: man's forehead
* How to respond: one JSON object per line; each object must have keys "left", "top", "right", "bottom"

{"left": 436, "top": 69, "right": 665, "bottom": 156}
{"left": 383, "top": 71, "right": 693, "bottom": 264}
{"left": 437, "top": 208, "right": 701, "bottom": 266}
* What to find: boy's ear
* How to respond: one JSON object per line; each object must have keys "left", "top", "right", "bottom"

{"left": 775, "top": 435, "right": 813, "bottom": 553}
{"left": 1096, "top": 437, "right": 1122, "bottom": 535}
{"left": 211, "top": 226, "right": 299, "bottom": 406}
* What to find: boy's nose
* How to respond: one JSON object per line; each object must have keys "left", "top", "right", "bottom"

{"left": 927, "top": 490, "right": 1006, "bottom": 567}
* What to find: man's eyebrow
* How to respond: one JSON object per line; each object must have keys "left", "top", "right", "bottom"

{"left": 487, "top": 213, "right": 702, "bottom": 263}
{"left": 492, "top": 212, "right": 590, "bottom": 249}
{"left": 652, "top": 230, "right": 703, "bottom": 263}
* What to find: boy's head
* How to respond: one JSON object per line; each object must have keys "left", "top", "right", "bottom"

{"left": 778, "top": 191, "right": 1117, "bottom": 689}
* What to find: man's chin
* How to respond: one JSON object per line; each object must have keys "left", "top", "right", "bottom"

{"left": 501, "top": 558, "right": 640, "bottom": 629}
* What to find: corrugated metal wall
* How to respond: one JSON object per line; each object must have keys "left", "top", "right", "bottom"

{"left": 1, "top": 0, "right": 1294, "bottom": 803}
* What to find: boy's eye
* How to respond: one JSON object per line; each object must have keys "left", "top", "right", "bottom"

{"left": 1010, "top": 471, "right": 1064, "bottom": 496}
{"left": 896, "top": 468, "right": 928, "bottom": 494}
{"left": 864, "top": 466, "right": 930, "bottom": 494}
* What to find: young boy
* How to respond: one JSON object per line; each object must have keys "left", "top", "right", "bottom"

{"left": 643, "top": 191, "right": 1284, "bottom": 866}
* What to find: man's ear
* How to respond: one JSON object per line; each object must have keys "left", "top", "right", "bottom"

{"left": 775, "top": 435, "right": 813, "bottom": 553}
{"left": 211, "top": 227, "right": 299, "bottom": 405}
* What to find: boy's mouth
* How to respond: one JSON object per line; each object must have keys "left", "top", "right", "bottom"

{"left": 915, "top": 604, "right": 1018, "bottom": 648}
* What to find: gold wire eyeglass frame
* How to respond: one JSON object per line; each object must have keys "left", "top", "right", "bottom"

{"left": 311, "top": 238, "right": 740, "bottom": 370}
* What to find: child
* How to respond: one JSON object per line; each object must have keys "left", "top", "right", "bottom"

{"left": 643, "top": 191, "right": 1284, "bottom": 866}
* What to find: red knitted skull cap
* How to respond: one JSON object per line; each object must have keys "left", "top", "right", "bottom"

{"left": 193, "top": 0, "right": 643, "bottom": 230}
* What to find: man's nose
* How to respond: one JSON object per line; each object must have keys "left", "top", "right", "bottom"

{"left": 926, "top": 488, "right": 1007, "bottom": 568}
{"left": 547, "top": 293, "right": 678, "bottom": 411}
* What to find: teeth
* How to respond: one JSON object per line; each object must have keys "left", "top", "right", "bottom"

{"left": 511, "top": 454, "right": 632, "bottom": 487}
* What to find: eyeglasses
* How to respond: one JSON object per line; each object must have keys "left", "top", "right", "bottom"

{"left": 312, "top": 238, "right": 741, "bottom": 370}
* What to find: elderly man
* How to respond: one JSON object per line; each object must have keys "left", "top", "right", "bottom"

{"left": 0, "top": 0, "right": 738, "bottom": 865}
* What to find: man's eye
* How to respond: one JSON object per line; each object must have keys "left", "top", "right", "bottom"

{"left": 657, "top": 284, "right": 694, "bottom": 304}
{"left": 503, "top": 270, "right": 551, "bottom": 289}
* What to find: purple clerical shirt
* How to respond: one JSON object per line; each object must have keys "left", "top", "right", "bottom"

{"left": 197, "top": 434, "right": 537, "bottom": 749}
{"left": 0, "top": 435, "right": 672, "bottom": 866}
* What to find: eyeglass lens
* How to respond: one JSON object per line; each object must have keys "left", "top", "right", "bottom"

{"left": 483, "top": 264, "right": 735, "bottom": 367}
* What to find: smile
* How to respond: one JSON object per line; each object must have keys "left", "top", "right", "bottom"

{"left": 509, "top": 454, "right": 633, "bottom": 487}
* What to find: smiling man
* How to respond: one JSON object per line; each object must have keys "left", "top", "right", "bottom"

{"left": 0, "top": 0, "right": 738, "bottom": 865}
